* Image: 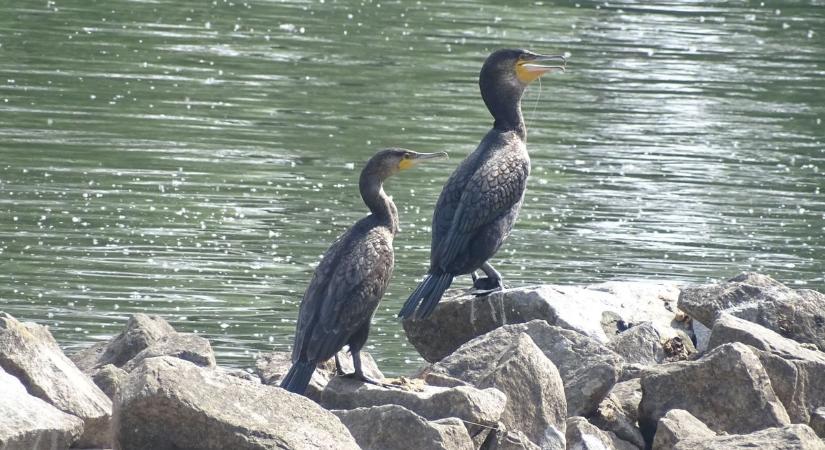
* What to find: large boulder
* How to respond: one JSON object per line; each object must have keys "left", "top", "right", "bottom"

{"left": 810, "top": 407, "right": 825, "bottom": 438}
{"left": 320, "top": 376, "right": 507, "bottom": 431}
{"left": 255, "top": 350, "right": 382, "bottom": 400}
{"left": 480, "top": 425, "right": 546, "bottom": 450}
{"left": 0, "top": 366, "right": 84, "bottom": 450}
{"left": 589, "top": 389, "right": 645, "bottom": 449}
{"left": 71, "top": 313, "right": 176, "bottom": 373}
{"left": 0, "top": 313, "right": 112, "bottom": 448}
{"left": 113, "top": 356, "right": 359, "bottom": 450}
{"left": 673, "top": 424, "right": 825, "bottom": 450}
{"left": 638, "top": 342, "right": 790, "bottom": 440}
{"left": 707, "top": 313, "right": 825, "bottom": 423}
{"left": 429, "top": 331, "right": 566, "bottom": 447}
{"left": 333, "top": 404, "right": 474, "bottom": 450}
{"left": 651, "top": 409, "right": 715, "bottom": 450}
{"left": 429, "top": 320, "right": 622, "bottom": 417}
{"left": 121, "top": 333, "right": 216, "bottom": 371}
{"left": 92, "top": 364, "right": 129, "bottom": 400}
{"left": 565, "top": 417, "right": 637, "bottom": 450}
{"left": 607, "top": 322, "right": 665, "bottom": 365}
{"left": 403, "top": 282, "right": 686, "bottom": 362}
{"left": 678, "top": 272, "right": 825, "bottom": 351}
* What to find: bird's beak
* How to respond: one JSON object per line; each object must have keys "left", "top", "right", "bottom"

{"left": 399, "top": 151, "right": 448, "bottom": 170}
{"left": 517, "top": 54, "right": 567, "bottom": 83}
{"left": 413, "top": 151, "right": 449, "bottom": 161}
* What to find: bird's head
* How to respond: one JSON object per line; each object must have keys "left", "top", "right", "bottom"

{"left": 479, "top": 49, "right": 566, "bottom": 125}
{"left": 363, "top": 148, "right": 449, "bottom": 181}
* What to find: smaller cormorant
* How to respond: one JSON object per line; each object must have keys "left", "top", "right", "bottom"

{"left": 281, "top": 148, "right": 447, "bottom": 395}
{"left": 398, "top": 49, "right": 566, "bottom": 321}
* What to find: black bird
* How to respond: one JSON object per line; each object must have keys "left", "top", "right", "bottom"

{"left": 281, "top": 148, "right": 447, "bottom": 395}
{"left": 398, "top": 49, "right": 565, "bottom": 320}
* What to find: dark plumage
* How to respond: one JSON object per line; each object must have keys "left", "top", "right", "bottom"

{"left": 281, "top": 148, "right": 447, "bottom": 395}
{"left": 399, "top": 48, "right": 565, "bottom": 320}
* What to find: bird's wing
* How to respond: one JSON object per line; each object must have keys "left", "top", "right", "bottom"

{"left": 436, "top": 149, "right": 529, "bottom": 269}
{"left": 304, "top": 227, "right": 394, "bottom": 361}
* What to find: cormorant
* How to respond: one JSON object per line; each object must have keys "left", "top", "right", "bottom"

{"left": 398, "top": 48, "right": 566, "bottom": 320}
{"left": 281, "top": 148, "right": 447, "bottom": 395}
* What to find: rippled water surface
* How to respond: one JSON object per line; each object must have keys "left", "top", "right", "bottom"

{"left": 1, "top": 0, "right": 823, "bottom": 374}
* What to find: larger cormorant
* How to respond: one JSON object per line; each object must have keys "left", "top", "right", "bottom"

{"left": 281, "top": 148, "right": 447, "bottom": 395}
{"left": 398, "top": 49, "right": 565, "bottom": 320}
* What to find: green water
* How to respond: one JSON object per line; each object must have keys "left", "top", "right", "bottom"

{"left": 1, "top": 0, "right": 823, "bottom": 375}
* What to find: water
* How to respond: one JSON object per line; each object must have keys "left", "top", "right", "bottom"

{"left": 1, "top": 0, "right": 823, "bottom": 375}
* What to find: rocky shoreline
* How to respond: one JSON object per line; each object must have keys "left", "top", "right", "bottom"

{"left": 2, "top": 272, "right": 825, "bottom": 449}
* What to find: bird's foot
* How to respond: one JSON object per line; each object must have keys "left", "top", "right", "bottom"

{"left": 470, "top": 276, "right": 503, "bottom": 296}
{"left": 340, "top": 372, "right": 401, "bottom": 390}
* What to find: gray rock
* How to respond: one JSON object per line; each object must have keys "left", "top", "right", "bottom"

{"left": 121, "top": 332, "right": 216, "bottom": 372}
{"left": 71, "top": 313, "right": 176, "bottom": 373}
{"left": 810, "top": 407, "right": 825, "bottom": 438}
{"left": 678, "top": 272, "right": 825, "bottom": 351}
{"left": 0, "top": 313, "right": 112, "bottom": 448}
{"left": 0, "top": 366, "right": 85, "bottom": 450}
{"left": 430, "top": 320, "right": 621, "bottom": 417}
{"left": 403, "top": 282, "right": 686, "bottom": 362}
{"left": 566, "top": 417, "right": 637, "bottom": 450}
{"left": 320, "top": 376, "right": 507, "bottom": 431}
{"left": 708, "top": 313, "right": 825, "bottom": 423}
{"left": 652, "top": 409, "right": 715, "bottom": 450}
{"left": 639, "top": 342, "right": 790, "bottom": 441}
{"left": 480, "top": 426, "right": 548, "bottom": 450}
{"left": 609, "top": 379, "right": 642, "bottom": 424}
{"left": 255, "top": 350, "right": 382, "bottom": 399}
{"left": 430, "top": 331, "right": 566, "bottom": 447}
{"left": 589, "top": 392, "right": 645, "bottom": 449}
{"left": 673, "top": 424, "right": 825, "bottom": 450}
{"left": 692, "top": 320, "right": 712, "bottom": 353}
{"left": 92, "top": 364, "right": 129, "bottom": 399}
{"left": 608, "top": 322, "right": 665, "bottom": 365}
{"left": 114, "top": 356, "right": 359, "bottom": 450}
{"left": 333, "top": 404, "right": 474, "bottom": 450}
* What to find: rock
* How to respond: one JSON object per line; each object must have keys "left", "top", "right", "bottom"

{"left": 429, "top": 320, "right": 622, "bottom": 417}
{"left": 810, "top": 407, "right": 825, "bottom": 438}
{"left": 429, "top": 331, "right": 566, "bottom": 447}
{"left": 320, "top": 376, "right": 507, "bottom": 431}
{"left": 589, "top": 391, "right": 645, "bottom": 449}
{"left": 566, "top": 417, "right": 637, "bottom": 450}
{"left": 638, "top": 342, "right": 790, "bottom": 441}
{"left": 71, "top": 313, "right": 176, "bottom": 373}
{"left": 673, "top": 424, "right": 825, "bottom": 450}
{"left": 403, "top": 282, "right": 686, "bottom": 362}
{"left": 0, "top": 366, "right": 85, "bottom": 450}
{"left": 609, "top": 379, "right": 643, "bottom": 424}
{"left": 708, "top": 313, "right": 825, "bottom": 423}
{"left": 114, "top": 356, "right": 359, "bottom": 450}
{"left": 255, "top": 350, "right": 382, "bottom": 399}
{"left": 121, "top": 333, "right": 216, "bottom": 372}
{"left": 678, "top": 272, "right": 825, "bottom": 351}
{"left": 692, "top": 320, "right": 711, "bottom": 353}
{"left": 92, "top": 364, "right": 129, "bottom": 399}
{"left": 333, "top": 404, "right": 474, "bottom": 450}
{"left": 608, "top": 322, "right": 665, "bottom": 365}
{"left": 0, "top": 313, "right": 112, "bottom": 448}
{"left": 651, "top": 409, "right": 715, "bottom": 450}
{"left": 480, "top": 425, "right": 549, "bottom": 450}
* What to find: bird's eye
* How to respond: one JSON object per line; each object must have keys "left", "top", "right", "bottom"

{"left": 403, "top": 153, "right": 412, "bottom": 159}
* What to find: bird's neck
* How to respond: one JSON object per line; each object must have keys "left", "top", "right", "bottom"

{"left": 359, "top": 175, "right": 399, "bottom": 234}
{"left": 482, "top": 84, "right": 527, "bottom": 140}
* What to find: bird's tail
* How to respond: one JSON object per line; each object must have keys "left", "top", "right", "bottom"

{"left": 279, "top": 361, "right": 315, "bottom": 395}
{"left": 398, "top": 272, "right": 454, "bottom": 320}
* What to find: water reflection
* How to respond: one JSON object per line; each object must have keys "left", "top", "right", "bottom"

{"left": 0, "top": 0, "right": 822, "bottom": 374}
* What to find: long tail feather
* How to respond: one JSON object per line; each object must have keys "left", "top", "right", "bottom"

{"left": 280, "top": 361, "right": 315, "bottom": 395}
{"left": 415, "top": 273, "right": 454, "bottom": 319}
{"left": 398, "top": 272, "right": 454, "bottom": 320}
